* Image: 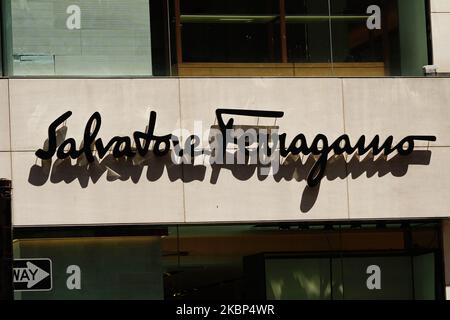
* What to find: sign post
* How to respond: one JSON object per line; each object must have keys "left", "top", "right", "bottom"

{"left": 0, "top": 179, "right": 13, "bottom": 300}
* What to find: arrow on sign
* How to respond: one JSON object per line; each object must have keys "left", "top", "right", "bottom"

{"left": 13, "top": 262, "right": 50, "bottom": 289}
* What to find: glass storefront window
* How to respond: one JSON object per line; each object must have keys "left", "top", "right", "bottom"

{"left": 2, "top": 0, "right": 156, "bottom": 76}
{"left": 265, "top": 254, "right": 435, "bottom": 300}
{"left": 11, "top": 222, "right": 444, "bottom": 300}
{"left": 13, "top": 236, "right": 163, "bottom": 300}
{"left": 331, "top": 256, "right": 414, "bottom": 299}
{"left": 265, "top": 258, "right": 332, "bottom": 300}
{"left": 160, "top": 223, "right": 442, "bottom": 300}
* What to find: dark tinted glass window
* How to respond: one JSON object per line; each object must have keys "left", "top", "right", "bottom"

{"left": 180, "top": 0, "right": 280, "bottom": 63}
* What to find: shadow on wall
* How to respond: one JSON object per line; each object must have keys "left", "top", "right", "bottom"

{"left": 28, "top": 145, "right": 433, "bottom": 213}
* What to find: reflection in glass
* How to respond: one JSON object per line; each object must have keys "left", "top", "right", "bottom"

{"left": 265, "top": 258, "right": 331, "bottom": 300}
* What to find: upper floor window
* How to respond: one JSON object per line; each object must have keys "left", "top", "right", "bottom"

{"left": 2, "top": 0, "right": 161, "bottom": 76}
{"left": 174, "top": 0, "right": 430, "bottom": 77}
{"left": 1, "top": 0, "right": 431, "bottom": 77}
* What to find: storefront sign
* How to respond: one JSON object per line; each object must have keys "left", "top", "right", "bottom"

{"left": 35, "top": 109, "right": 437, "bottom": 187}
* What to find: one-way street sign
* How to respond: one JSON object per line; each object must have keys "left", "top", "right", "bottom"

{"left": 13, "top": 259, "right": 52, "bottom": 292}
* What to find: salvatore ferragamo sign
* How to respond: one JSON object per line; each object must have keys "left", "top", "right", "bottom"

{"left": 35, "top": 109, "right": 437, "bottom": 188}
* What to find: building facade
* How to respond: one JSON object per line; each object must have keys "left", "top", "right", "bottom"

{"left": 1, "top": 0, "right": 450, "bottom": 300}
